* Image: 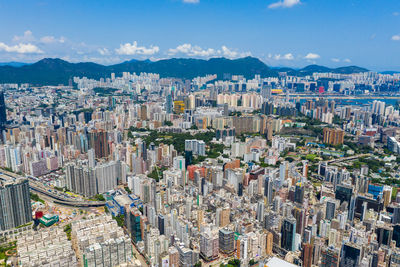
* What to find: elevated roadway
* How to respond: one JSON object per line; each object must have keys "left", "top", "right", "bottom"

{"left": 30, "top": 185, "right": 105, "bottom": 207}
{"left": 0, "top": 169, "right": 105, "bottom": 207}
{"left": 326, "top": 153, "right": 371, "bottom": 164}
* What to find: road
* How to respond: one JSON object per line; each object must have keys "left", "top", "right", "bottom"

{"left": 30, "top": 185, "right": 105, "bottom": 207}
{"left": 0, "top": 169, "right": 105, "bottom": 207}
{"left": 326, "top": 153, "right": 371, "bottom": 164}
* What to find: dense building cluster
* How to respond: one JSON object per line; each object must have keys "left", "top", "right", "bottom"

{"left": 2, "top": 68, "right": 400, "bottom": 266}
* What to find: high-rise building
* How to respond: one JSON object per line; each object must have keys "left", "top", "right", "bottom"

{"left": 264, "top": 176, "right": 273, "bottom": 205}
{"left": 323, "top": 128, "right": 344, "bottom": 146}
{"left": 66, "top": 161, "right": 123, "bottom": 197}
{"left": 376, "top": 225, "right": 393, "bottom": 247}
{"left": 173, "top": 101, "right": 185, "bottom": 114}
{"left": 0, "top": 91, "right": 6, "bottom": 126}
{"left": 0, "top": 90, "right": 6, "bottom": 124}
{"left": 0, "top": 91, "right": 6, "bottom": 143}
{"left": 266, "top": 231, "right": 273, "bottom": 255}
{"left": 71, "top": 216, "right": 132, "bottom": 267}
{"left": 140, "top": 104, "right": 148, "bottom": 120}
{"left": 302, "top": 243, "right": 313, "bottom": 267}
{"left": 169, "top": 247, "right": 179, "bottom": 267}
{"left": 177, "top": 245, "right": 198, "bottom": 267}
{"left": 88, "top": 148, "right": 96, "bottom": 168}
{"left": 321, "top": 246, "right": 340, "bottom": 267}
{"left": 88, "top": 130, "right": 110, "bottom": 159}
{"left": 125, "top": 208, "right": 142, "bottom": 243}
{"left": 185, "top": 140, "right": 206, "bottom": 156}
{"left": 200, "top": 230, "right": 219, "bottom": 261}
{"left": 219, "top": 229, "right": 234, "bottom": 254}
{"left": 158, "top": 214, "right": 165, "bottom": 235}
{"left": 390, "top": 251, "right": 400, "bottom": 267}
{"left": 326, "top": 199, "right": 337, "bottom": 221}
{"left": 294, "top": 182, "right": 304, "bottom": 204}
{"left": 165, "top": 94, "right": 173, "bottom": 114}
{"left": 256, "top": 200, "right": 264, "bottom": 222}
{"left": 0, "top": 178, "right": 32, "bottom": 231}
{"left": 279, "top": 161, "right": 288, "bottom": 186}
{"left": 281, "top": 217, "right": 296, "bottom": 251}
{"left": 220, "top": 207, "right": 230, "bottom": 227}
{"left": 340, "top": 243, "right": 361, "bottom": 267}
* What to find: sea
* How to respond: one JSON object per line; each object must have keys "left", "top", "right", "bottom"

{"left": 295, "top": 97, "right": 400, "bottom": 107}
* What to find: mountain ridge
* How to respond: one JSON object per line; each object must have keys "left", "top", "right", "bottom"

{"left": 0, "top": 57, "right": 369, "bottom": 85}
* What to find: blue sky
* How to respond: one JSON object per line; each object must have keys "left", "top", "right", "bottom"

{"left": 0, "top": 0, "right": 399, "bottom": 70}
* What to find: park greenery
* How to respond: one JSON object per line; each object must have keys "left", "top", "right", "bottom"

{"left": 220, "top": 259, "right": 241, "bottom": 267}
{"left": 30, "top": 193, "right": 45, "bottom": 204}
{"left": 0, "top": 241, "right": 16, "bottom": 262}
{"left": 112, "top": 214, "right": 125, "bottom": 227}
{"left": 64, "top": 224, "right": 72, "bottom": 240}
{"left": 147, "top": 166, "right": 168, "bottom": 182}
{"left": 93, "top": 194, "right": 105, "bottom": 201}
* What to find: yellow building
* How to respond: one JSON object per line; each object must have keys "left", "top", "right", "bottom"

{"left": 173, "top": 101, "right": 185, "bottom": 114}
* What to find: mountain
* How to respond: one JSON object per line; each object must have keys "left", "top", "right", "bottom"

{"left": 0, "top": 62, "right": 29, "bottom": 67}
{"left": 109, "top": 57, "right": 277, "bottom": 80}
{"left": 332, "top": 66, "right": 369, "bottom": 74}
{"left": 0, "top": 58, "right": 109, "bottom": 85}
{"left": 278, "top": 65, "right": 369, "bottom": 76}
{"left": 0, "top": 57, "right": 369, "bottom": 85}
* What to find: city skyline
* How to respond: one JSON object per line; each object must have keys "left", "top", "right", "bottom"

{"left": 2, "top": 2, "right": 400, "bottom": 267}
{"left": 0, "top": 0, "right": 399, "bottom": 70}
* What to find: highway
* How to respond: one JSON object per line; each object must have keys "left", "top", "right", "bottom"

{"left": 30, "top": 185, "right": 105, "bottom": 207}
{"left": 0, "top": 169, "right": 105, "bottom": 207}
{"left": 326, "top": 153, "right": 371, "bottom": 164}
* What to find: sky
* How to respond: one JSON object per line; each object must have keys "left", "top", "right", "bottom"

{"left": 0, "top": 0, "right": 399, "bottom": 70}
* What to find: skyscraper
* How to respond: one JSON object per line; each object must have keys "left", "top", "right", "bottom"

{"left": 126, "top": 208, "right": 142, "bottom": 243}
{"left": 302, "top": 243, "right": 313, "bottom": 267}
{"left": 0, "top": 91, "right": 6, "bottom": 126}
{"left": 326, "top": 200, "right": 337, "bottom": 221}
{"left": 321, "top": 246, "right": 340, "bottom": 267}
{"left": 256, "top": 200, "right": 264, "bottom": 222}
{"left": 166, "top": 94, "right": 173, "bottom": 114}
{"left": 264, "top": 176, "right": 273, "bottom": 205}
{"left": 158, "top": 214, "right": 165, "bottom": 235}
{"left": 219, "top": 229, "right": 234, "bottom": 254}
{"left": 340, "top": 243, "right": 361, "bottom": 267}
{"left": 0, "top": 178, "right": 32, "bottom": 231}
{"left": 281, "top": 217, "right": 297, "bottom": 252}
{"left": 294, "top": 182, "right": 304, "bottom": 204}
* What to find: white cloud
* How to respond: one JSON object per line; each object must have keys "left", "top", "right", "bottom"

{"left": 12, "top": 30, "right": 66, "bottom": 46}
{"left": 304, "top": 53, "right": 320, "bottom": 60}
{"left": 183, "top": 0, "right": 199, "bottom": 3}
{"left": 115, "top": 41, "right": 160, "bottom": 55}
{"left": 394, "top": 12, "right": 399, "bottom": 16}
{"left": 331, "top": 58, "right": 340, "bottom": 62}
{"left": 273, "top": 53, "right": 294, "bottom": 60}
{"left": 343, "top": 58, "right": 351, "bottom": 63}
{"left": 392, "top": 35, "right": 400, "bottom": 41}
{"left": 40, "top": 36, "right": 65, "bottom": 44}
{"left": 0, "top": 42, "right": 43, "bottom": 54}
{"left": 221, "top": 46, "right": 239, "bottom": 58}
{"left": 168, "top": 44, "right": 250, "bottom": 58}
{"left": 268, "top": 0, "right": 300, "bottom": 9}
{"left": 168, "top": 43, "right": 216, "bottom": 57}
{"left": 221, "top": 46, "right": 251, "bottom": 58}
{"left": 12, "top": 30, "right": 35, "bottom": 42}
{"left": 97, "top": 48, "right": 110, "bottom": 56}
